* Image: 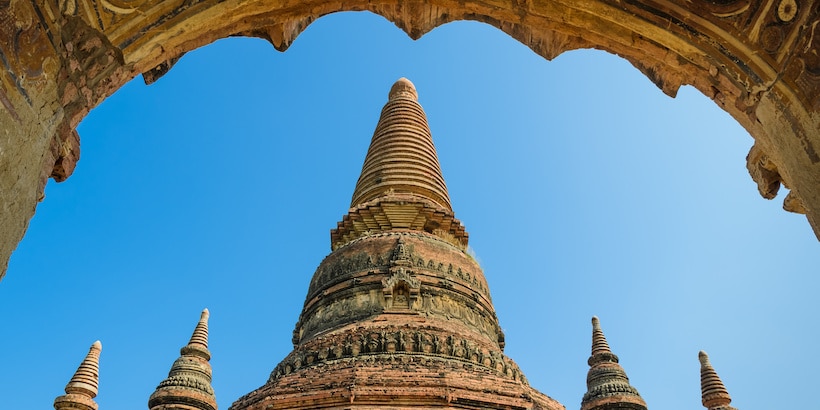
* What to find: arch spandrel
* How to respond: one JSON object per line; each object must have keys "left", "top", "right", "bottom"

{"left": 0, "top": 0, "right": 818, "bottom": 279}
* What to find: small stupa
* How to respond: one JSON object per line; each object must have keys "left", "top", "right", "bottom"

{"left": 148, "top": 309, "right": 216, "bottom": 410}
{"left": 581, "top": 317, "right": 647, "bottom": 410}
{"left": 54, "top": 341, "right": 102, "bottom": 410}
{"left": 699, "top": 351, "right": 738, "bottom": 410}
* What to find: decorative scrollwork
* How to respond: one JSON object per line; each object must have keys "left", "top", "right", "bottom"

{"left": 777, "top": 0, "right": 798, "bottom": 22}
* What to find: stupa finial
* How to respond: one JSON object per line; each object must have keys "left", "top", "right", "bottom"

{"left": 699, "top": 351, "right": 737, "bottom": 410}
{"left": 54, "top": 341, "right": 102, "bottom": 410}
{"left": 581, "top": 317, "right": 647, "bottom": 410}
{"left": 349, "top": 77, "right": 452, "bottom": 211}
{"left": 388, "top": 77, "right": 418, "bottom": 101}
{"left": 186, "top": 308, "right": 210, "bottom": 353}
{"left": 332, "top": 78, "right": 468, "bottom": 250}
{"left": 148, "top": 309, "right": 217, "bottom": 410}
{"left": 590, "top": 316, "right": 612, "bottom": 356}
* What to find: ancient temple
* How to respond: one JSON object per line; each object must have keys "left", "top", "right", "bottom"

{"left": 230, "top": 77, "right": 561, "bottom": 409}
{"left": 53, "top": 78, "right": 738, "bottom": 410}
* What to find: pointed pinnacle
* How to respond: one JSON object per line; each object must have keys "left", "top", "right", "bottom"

{"left": 149, "top": 310, "right": 216, "bottom": 410}
{"left": 591, "top": 316, "right": 612, "bottom": 356}
{"left": 65, "top": 340, "right": 101, "bottom": 397}
{"left": 187, "top": 308, "right": 210, "bottom": 349}
{"left": 699, "top": 351, "right": 734, "bottom": 409}
{"left": 349, "top": 78, "right": 452, "bottom": 211}
{"left": 582, "top": 318, "right": 645, "bottom": 410}
{"left": 54, "top": 341, "right": 102, "bottom": 410}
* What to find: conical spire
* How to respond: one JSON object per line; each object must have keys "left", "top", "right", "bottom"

{"left": 331, "top": 78, "right": 468, "bottom": 250}
{"left": 699, "top": 351, "right": 737, "bottom": 410}
{"left": 185, "top": 308, "right": 210, "bottom": 356}
{"left": 350, "top": 78, "right": 452, "bottom": 211}
{"left": 149, "top": 309, "right": 217, "bottom": 410}
{"left": 581, "top": 317, "right": 647, "bottom": 410}
{"left": 591, "top": 316, "right": 612, "bottom": 356}
{"left": 54, "top": 340, "right": 102, "bottom": 410}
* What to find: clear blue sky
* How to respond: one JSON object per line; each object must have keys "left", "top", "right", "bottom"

{"left": 1, "top": 11, "right": 817, "bottom": 410}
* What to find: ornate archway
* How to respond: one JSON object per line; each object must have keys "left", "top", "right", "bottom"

{"left": 1, "top": 0, "right": 818, "bottom": 278}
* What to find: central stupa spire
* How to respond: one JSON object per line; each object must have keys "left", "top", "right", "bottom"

{"left": 331, "top": 78, "right": 467, "bottom": 250}
{"left": 350, "top": 78, "right": 452, "bottom": 211}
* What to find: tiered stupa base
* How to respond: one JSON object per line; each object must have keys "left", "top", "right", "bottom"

{"left": 231, "top": 320, "right": 561, "bottom": 409}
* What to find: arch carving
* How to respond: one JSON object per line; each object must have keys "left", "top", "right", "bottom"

{"left": 0, "top": 0, "right": 819, "bottom": 278}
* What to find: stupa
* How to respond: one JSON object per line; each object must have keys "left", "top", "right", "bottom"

{"left": 53, "top": 78, "right": 672, "bottom": 410}
{"left": 149, "top": 309, "right": 217, "bottom": 410}
{"left": 228, "top": 78, "right": 563, "bottom": 409}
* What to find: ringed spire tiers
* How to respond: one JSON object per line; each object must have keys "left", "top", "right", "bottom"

{"left": 699, "top": 351, "right": 737, "bottom": 410}
{"left": 148, "top": 309, "right": 217, "bottom": 410}
{"left": 350, "top": 78, "right": 451, "bottom": 211}
{"left": 54, "top": 341, "right": 102, "bottom": 410}
{"left": 332, "top": 78, "right": 468, "bottom": 251}
{"left": 581, "top": 317, "right": 647, "bottom": 410}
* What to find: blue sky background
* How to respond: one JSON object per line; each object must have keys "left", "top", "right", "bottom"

{"left": 1, "top": 11, "right": 817, "bottom": 410}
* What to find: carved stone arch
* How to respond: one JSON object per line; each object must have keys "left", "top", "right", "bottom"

{"left": 1, "top": 0, "right": 820, "bottom": 279}
{"left": 382, "top": 267, "right": 421, "bottom": 309}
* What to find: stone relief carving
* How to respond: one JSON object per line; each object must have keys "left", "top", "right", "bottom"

{"left": 750, "top": 0, "right": 802, "bottom": 62}
{"left": 156, "top": 375, "right": 215, "bottom": 395}
{"left": 382, "top": 267, "right": 420, "bottom": 309}
{"left": 792, "top": 14, "right": 820, "bottom": 111}
{"left": 390, "top": 236, "right": 412, "bottom": 264}
{"left": 294, "top": 234, "right": 502, "bottom": 346}
{"left": 297, "top": 293, "right": 379, "bottom": 342}
{"left": 307, "top": 233, "right": 491, "bottom": 300}
{"left": 307, "top": 252, "right": 374, "bottom": 296}
{"left": 3, "top": 0, "right": 820, "bottom": 289}
{"left": 270, "top": 325, "right": 526, "bottom": 385}
{"left": 0, "top": 0, "right": 58, "bottom": 109}
{"left": 297, "top": 279, "right": 500, "bottom": 344}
